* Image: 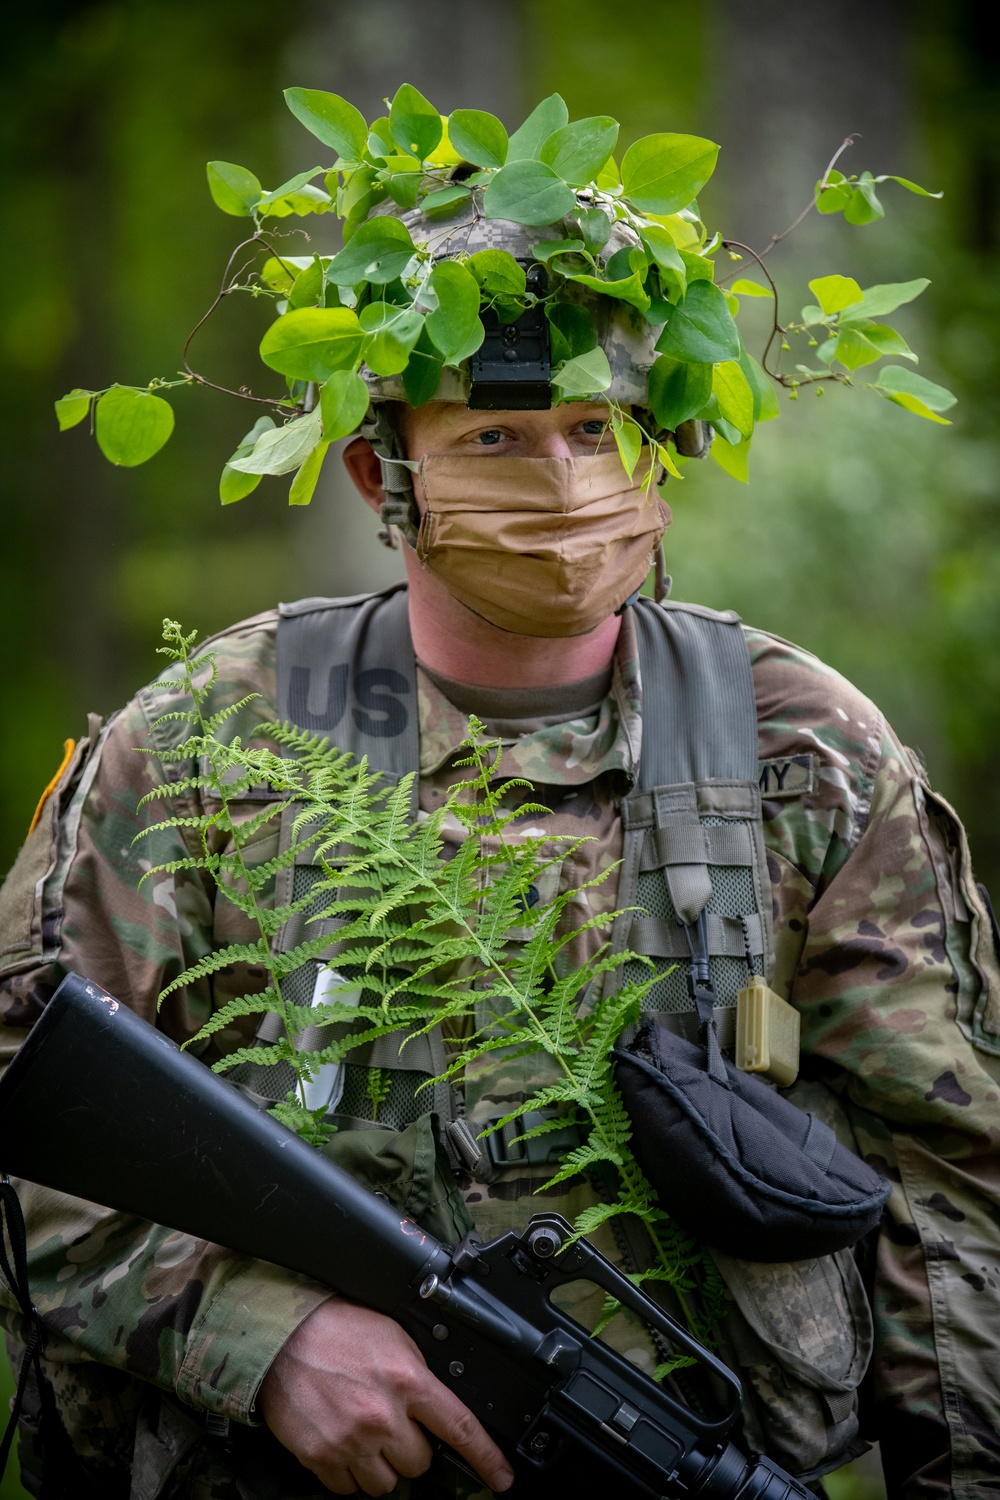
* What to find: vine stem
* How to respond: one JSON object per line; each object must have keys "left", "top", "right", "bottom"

{"left": 720, "top": 239, "right": 846, "bottom": 389}
{"left": 181, "top": 232, "right": 303, "bottom": 410}
{"left": 756, "top": 134, "right": 859, "bottom": 259}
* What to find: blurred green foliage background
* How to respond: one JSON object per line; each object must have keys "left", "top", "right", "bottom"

{"left": 2, "top": 2, "right": 998, "bottom": 1496}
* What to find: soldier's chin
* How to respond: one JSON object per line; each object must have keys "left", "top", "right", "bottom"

{"left": 453, "top": 596, "right": 603, "bottom": 638}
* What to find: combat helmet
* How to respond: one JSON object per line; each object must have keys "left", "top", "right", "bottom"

{"left": 355, "top": 191, "right": 713, "bottom": 545}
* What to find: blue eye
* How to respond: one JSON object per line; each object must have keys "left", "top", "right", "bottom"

{"left": 581, "top": 420, "right": 606, "bottom": 434}
{"left": 477, "top": 430, "right": 502, "bottom": 445}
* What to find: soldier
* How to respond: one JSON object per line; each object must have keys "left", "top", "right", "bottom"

{"left": 1, "top": 190, "right": 999, "bottom": 1500}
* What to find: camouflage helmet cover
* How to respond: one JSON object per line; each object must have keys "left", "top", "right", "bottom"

{"left": 360, "top": 196, "right": 659, "bottom": 408}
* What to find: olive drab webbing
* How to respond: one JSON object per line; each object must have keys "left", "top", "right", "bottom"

{"left": 243, "top": 586, "right": 776, "bottom": 1139}
{"left": 604, "top": 599, "right": 774, "bottom": 1031}
{"left": 226, "top": 585, "right": 873, "bottom": 1481}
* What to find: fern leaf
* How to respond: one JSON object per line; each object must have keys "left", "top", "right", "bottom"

{"left": 157, "top": 939, "right": 270, "bottom": 1001}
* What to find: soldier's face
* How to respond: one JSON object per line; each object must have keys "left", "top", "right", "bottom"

{"left": 399, "top": 400, "right": 613, "bottom": 460}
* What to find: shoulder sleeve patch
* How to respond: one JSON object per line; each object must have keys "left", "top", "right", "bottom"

{"left": 28, "top": 738, "right": 77, "bottom": 836}
{"left": 758, "top": 753, "right": 815, "bottom": 799}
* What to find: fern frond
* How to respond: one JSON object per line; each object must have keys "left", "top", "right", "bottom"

{"left": 210, "top": 1040, "right": 291, "bottom": 1072}
{"left": 157, "top": 939, "right": 270, "bottom": 1001}
{"left": 179, "top": 988, "right": 281, "bottom": 1043}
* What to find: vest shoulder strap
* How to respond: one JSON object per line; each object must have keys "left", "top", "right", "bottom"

{"left": 631, "top": 597, "right": 757, "bottom": 789}
{"left": 276, "top": 584, "right": 417, "bottom": 782}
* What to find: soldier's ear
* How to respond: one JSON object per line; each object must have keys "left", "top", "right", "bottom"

{"left": 342, "top": 438, "right": 386, "bottom": 516}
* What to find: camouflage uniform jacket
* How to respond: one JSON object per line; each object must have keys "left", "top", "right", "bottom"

{"left": 0, "top": 598, "right": 998, "bottom": 1498}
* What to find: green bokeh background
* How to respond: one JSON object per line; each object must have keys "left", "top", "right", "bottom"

{"left": 3, "top": 2, "right": 998, "bottom": 1496}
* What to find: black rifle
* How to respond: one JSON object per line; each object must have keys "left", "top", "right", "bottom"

{"left": 0, "top": 974, "right": 817, "bottom": 1499}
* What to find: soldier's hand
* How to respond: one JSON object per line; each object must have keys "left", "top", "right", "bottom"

{"left": 259, "top": 1298, "right": 515, "bottom": 1496}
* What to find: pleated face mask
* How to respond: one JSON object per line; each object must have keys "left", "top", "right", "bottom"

{"left": 412, "top": 450, "right": 669, "bottom": 638}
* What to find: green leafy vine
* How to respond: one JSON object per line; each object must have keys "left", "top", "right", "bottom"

{"left": 57, "top": 84, "right": 952, "bottom": 492}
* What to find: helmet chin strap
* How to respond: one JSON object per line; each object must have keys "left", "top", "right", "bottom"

{"left": 360, "top": 404, "right": 421, "bottom": 548}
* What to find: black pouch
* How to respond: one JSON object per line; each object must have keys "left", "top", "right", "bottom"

{"left": 614, "top": 1020, "right": 890, "bottom": 1262}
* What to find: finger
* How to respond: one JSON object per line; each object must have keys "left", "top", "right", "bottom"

{"left": 308, "top": 1468, "right": 358, "bottom": 1496}
{"left": 382, "top": 1421, "right": 434, "bottom": 1480}
{"left": 348, "top": 1454, "right": 400, "bottom": 1496}
{"left": 412, "top": 1383, "right": 514, "bottom": 1493}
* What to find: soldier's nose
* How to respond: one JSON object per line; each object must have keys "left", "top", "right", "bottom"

{"left": 532, "top": 430, "right": 575, "bottom": 459}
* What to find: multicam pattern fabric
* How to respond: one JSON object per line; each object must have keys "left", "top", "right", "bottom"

{"left": 1, "top": 599, "right": 999, "bottom": 1497}
{"left": 361, "top": 201, "right": 659, "bottom": 409}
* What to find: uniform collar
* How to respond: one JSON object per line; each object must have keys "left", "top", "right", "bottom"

{"left": 417, "top": 607, "right": 643, "bottom": 786}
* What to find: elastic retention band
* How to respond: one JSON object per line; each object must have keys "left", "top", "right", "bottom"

{"left": 0, "top": 1176, "right": 48, "bottom": 1486}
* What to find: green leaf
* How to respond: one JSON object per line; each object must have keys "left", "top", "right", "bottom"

{"left": 507, "top": 94, "right": 569, "bottom": 161}
{"left": 260, "top": 254, "right": 317, "bottom": 293}
{"left": 226, "top": 409, "right": 322, "bottom": 475}
{"left": 830, "top": 324, "right": 897, "bottom": 372}
{"left": 816, "top": 170, "right": 853, "bottom": 216}
{"left": 320, "top": 370, "right": 370, "bottom": 440}
{"left": 360, "top": 302, "right": 424, "bottom": 376}
{"left": 530, "top": 237, "right": 589, "bottom": 263}
{"left": 730, "top": 278, "right": 772, "bottom": 298}
{"left": 95, "top": 387, "right": 174, "bottom": 466}
{"left": 259, "top": 307, "right": 364, "bottom": 381}
{"left": 483, "top": 161, "right": 576, "bottom": 226}
{"left": 284, "top": 88, "right": 368, "bottom": 161}
{"left": 878, "top": 393, "right": 953, "bottom": 423}
{"left": 654, "top": 282, "right": 739, "bottom": 363}
{"left": 648, "top": 356, "right": 712, "bottom": 430}
{"left": 419, "top": 184, "right": 472, "bottom": 214}
{"left": 710, "top": 432, "right": 750, "bottom": 482}
{"left": 843, "top": 321, "right": 916, "bottom": 364}
{"left": 680, "top": 251, "right": 714, "bottom": 284}
{"left": 840, "top": 277, "right": 930, "bottom": 321}
{"left": 256, "top": 167, "right": 326, "bottom": 216}
{"left": 287, "top": 257, "right": 325, "bottom": 311}
{"left": 712, "top": 360, "right": 755, "bottom": 438}
{"left": 465, "top": 249, "right": 527, "bottom": 297}
{"left": 640, "top": 225, "right": 687, "bottom": 303}
{"left": 540, "top": 117, "right": 619, "bottom": 187}
{"left": 367, "top": 116, "right": 395, "bottom": 158}
{"left": 219, "top": 465, "right": 262, "bottom": 505}
{"left": 55, "top": 388, "right": 94, "bottom": 430}
{"left": 844, "top": 173, "right": 884, "bottom": 225}
{"left": 875, "top": 174, "right": 942, "bottom": 199}
{"left": 389, "top": 83, "right": 442, "bottom": 160}
{"left": 447, "top": 109, "right": 508, "bottom": 170}
{"left": 402, "top": 328, "right": 445, "bottom": 406}
{"left": 739, "top": 351, "right": 780, "bottom": 422}
{"left": 326, "top": 217, "right": 416, "bottom": 286}
{"left": 596, "top": 155, "right": 621, "bottom": 191}
{"left": 578, "top": 207, "right": 612, "bottom": 252}
{"left": 425, "top": 260, "right": 483, "bottom": 363}
{"left": 620, "top": 133, "right": 719, "bottom": 214}
{"left": 206, "top": 160, "right": 261, "bottom": 217}
{"left": 385, "top": 161, "right": 422, "bottom": 210}
{"left": 639, "top": 225, "right": 686, "bottom": 276}
{"left": 551, "top": 346, "right": 612, "bottom": 397}
{"left": 546, "top": 303, "right": 598, "bottom": 364}
{"left": 612, "top": 415, "right": 643, "bottom": 480}
{"left": 225, "top": 413, "right": 276, "bottom": 466}
{"left": 337, "top": 165, "right": 384, "bottom": 228}
{"left": 873, "top": 365, "right": 957, "bottom": 416}
{"left": 808, "top": 274, "right": 863, "bottom": 315}
{"left": 568, "top": 271, "right": 649, "bottom": 313}
{"left": 288, "top": 441, "right": 329, "bottom": 506}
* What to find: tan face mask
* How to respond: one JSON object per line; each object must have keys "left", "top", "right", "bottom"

{"left": 412, "top": 450, "right": 669, "bottom": 638}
